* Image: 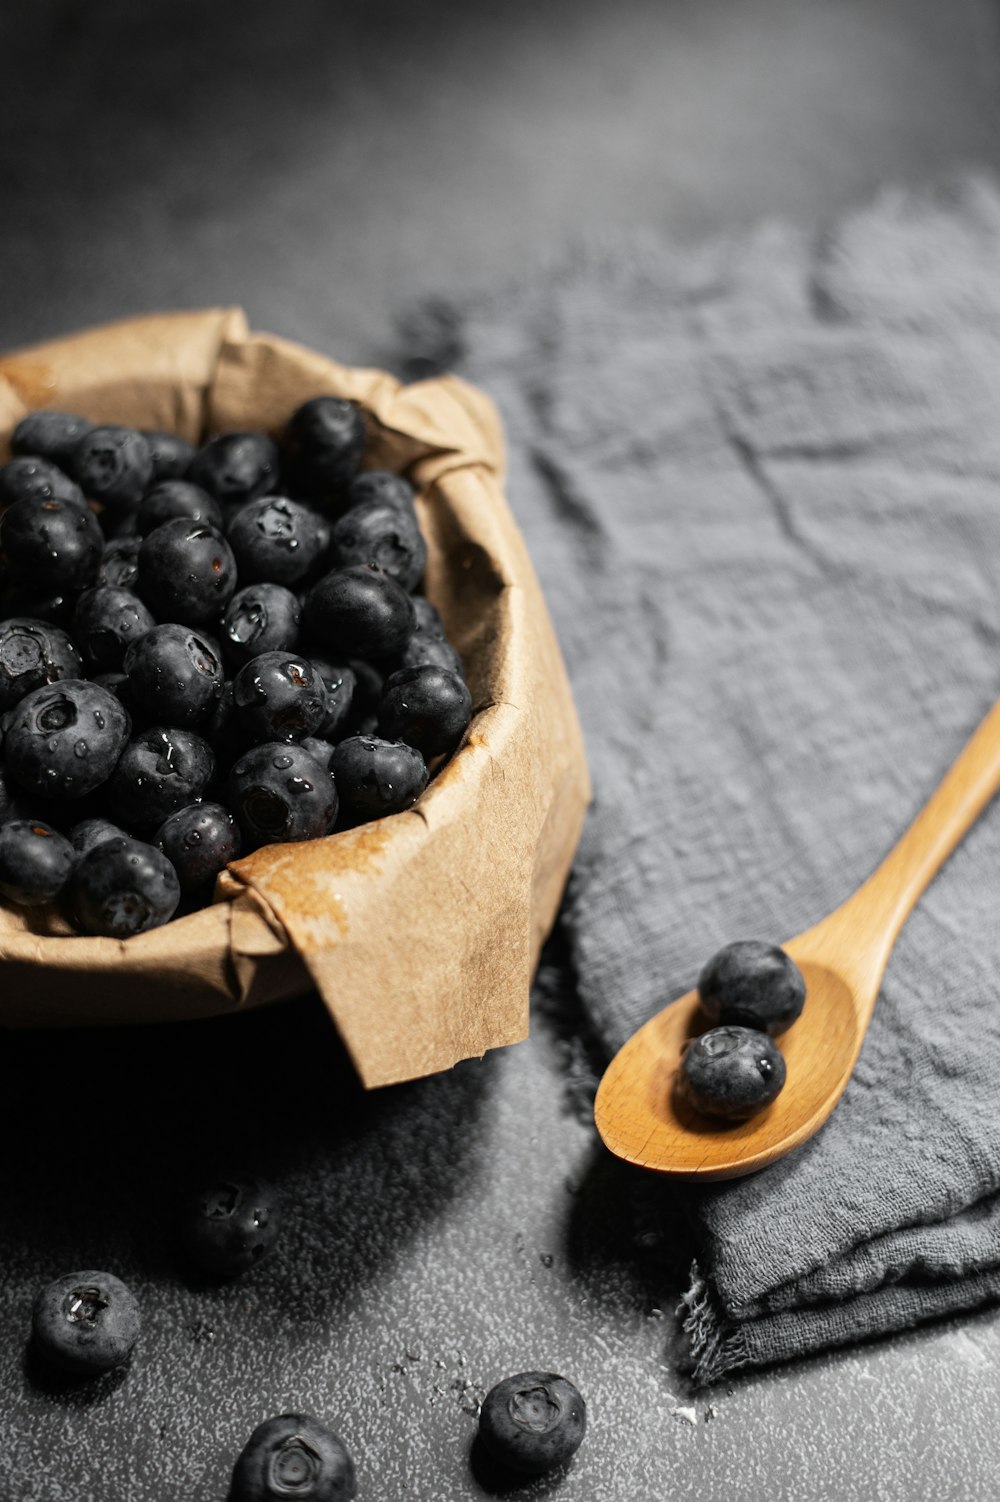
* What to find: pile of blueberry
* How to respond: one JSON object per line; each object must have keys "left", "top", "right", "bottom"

{"left": 29, "top": 1171, "right": 587, "bottom": 1495}
{"left": 676, "top": 940, "right": 806, "bottom": 1119}
{"left": 0, "top": 399, "right": 472, "bottom": 938}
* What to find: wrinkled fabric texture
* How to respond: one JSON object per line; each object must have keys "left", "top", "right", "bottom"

{"left": 401, "top": 178, "right": 1000, "bottom": 1382}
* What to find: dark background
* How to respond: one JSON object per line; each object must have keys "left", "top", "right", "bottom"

{"left": 3, "top": 2, "right": 1000, "bottom": 1498}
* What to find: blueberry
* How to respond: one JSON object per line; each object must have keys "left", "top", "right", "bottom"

{"left": 31, "top": 1270, "right": 140, "bottom": 1376}
{"left": 228, "top": 742, "right": 338, "bottom": 848}
{"left": 697, "top": 940, "right": 806, "bottom": 1036}
{"left": 180, "top": 1173, "right": 280, "bottom": 1277}
{"left": 72, "top": 425, "right": 154, "bottom": 510}
{"left": 411, "top": 595, "right": 445, "bottom": 638}
{"left": 136, "top": 479, "right": 223, "bottom": 537}
{"left": 97, "top": 535, "right": 142, "bottom": 590}
{"left": 329, "top": 500, "right": 427, "bottom": 592}
{"left": 155, "top": 801, "right": 240, "bottom": 896}
{"left": 6, "top": 679, "right": 130, "bottom": 799}
{"left": 11, "top": 410, "right": 95, "bottom": 467}
{"left": 345, "top": 469, "right": 416, "bottom": 517}
{"left": 123, "top": 624, "right": 224, "bottom": 726}
{"left": 397, "top": 631, "right": 465, "bottom": 680}
{"left": 330, "top": 735, "right": 427, "bottom": 821}
{"left": 141, "top": 429, "right": 195, "bottom": 482}
{"left": 0, "top": 455, "right": 87, "bottom": 509}
{"left": 107, "top": 727, "right": 215, "bottom": 831}
{"left": 285, "top": 395, "right": 366, "bottom": 506}
{"left": 305, "top": 565, "right": 415, "bottom": 661}
{"left": 223, "top": 583, "right": 301, "bottom": 668}
{"left": 310, "top": 658, "right": 356, "bottom": 741}
{"left": 301, "top": 736, "right": 336, "bottom": 772}
{"left": 73, "top": 587, "right": 155, "bottom": 672}
{"left": 233, "top": 652, "right": 329, "bottom": 744}
{"left": 0, "top": 820, "right": 75, "bottom": 904}
{"left": 137, "top": 518, "right": 237, "bottom": 628}
{"left": 228, "top": 496, "right": 329, "bottom": 586}
{"left": 1, "top": 496, "right": 103, "bottom": 590}
{"left": 478, "top": 1372, "right": 586, "bottom": 1476}
{"left": 676, "top": 1026, "right": 787, "bottom": 1120}
{"left": 231, "top": 1412, "right": 356, "bottom": 1502}
{"left": 69, "top": 817, "right": 128, "bottom": 856}
{"left": 345, "top": 658, "right": 383, "bottom": 733}
{"left": 0, "top": 617, "right": 83, "bottom": 710}
{"left": 188, "top": 432, "right": 280, "bottom": 506}
{"left": 378, "top": 665, "right": 472, "bottom": 757}
{"left": 70, "top": 834, "right": 180, "bottom": 936}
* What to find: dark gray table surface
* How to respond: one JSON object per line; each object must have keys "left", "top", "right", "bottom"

{"left": 3, "top": 3, "right": 1000, "bottom": 1498}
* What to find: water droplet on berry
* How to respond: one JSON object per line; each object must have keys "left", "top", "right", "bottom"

{"left": 74, "top": 739, "right": 89, "bottom": 758}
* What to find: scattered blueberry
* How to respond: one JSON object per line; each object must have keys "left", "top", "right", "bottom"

{"left": 305, "top": 564, "right": 415, "bottom": 661}
{"left": 232, "top": 651, "right": 329, "bottom": 744}
{"left": 11, "top": 410, "right": 95, "bottom": 466}
{"left": 31, "top": 1269, "right": 140, "bottom": 1376}
{"left": 155, "top": 801, "right": 240, "bottom": 896}
{"left": 180, "top": 1173, "right": 280, "bottom": 1277}
{"left": 71, "top": 425, "right": 153, "bottom": 511}
{"left": 137, "top": 518, "right": 237, "bottom": 628}
{"left": 0, "top": 820, "right": 75, "bottom": 905}
{"left": 676, "top": 1025, "right": 787, "bottom": 1120}
{"left": 68, "top": 817, "right": 128, "bottom": 856}
{"left": 141, "top": 429, "right": 195, "bottom": 482}
{"left": 136, "top": 479, "right": 223, "bottom": 537}
{"left": 188, "top": 432, "right": 280, "bottom": 506}
{"left": 697, "top": 940, "right": 806, "bottom": 1036}
{"left": 331, "top": 735, "right": 427, "bottom": 821}
{"left": 5, "top": 679, "right": 130, "bottom": 799}
{"left": 70, "top": 834, "right": 180, "bottom": 936}
{"left": 228, "top": 495, "right": 329, "bottom": 586}
{"left": 228, "top": 742, "right": 338, "bottom": 848}
{"left": 123, "top": 624, "right": 223, "bottom": 725}
{"left": 1, "top": 496, "right": 103, "bottom": 590}
{"left": 285, "top": 395, "right": 365, "bottom": 505}
{"left": 345, "top": 468, "right": 416, "bottom": 516}
{"left": 478, "top": 1372, "right": 586, "bottom": 1476}
{"left": 0, "top": 455, "right": 87, "bottom": 509}
{"left": 107, "top": 727, "right": 215, "bottom": 830}
{"left": 0, "top": 617, "right": 83, "bottom": 710}
{"left": 223, "top": 582, "right": 301, "bottom": 669}
{"left": 231, "top": 1412, "right": 356, "bottom": 1502}
{"left": 378, "top": 664, "right": 472, "bottom": 757}
{"left": 72, "top": 587, "right": 155, "bottom": 672}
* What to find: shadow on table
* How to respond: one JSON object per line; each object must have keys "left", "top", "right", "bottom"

{"left": 0, "top": 990, "right": 495, "bottom": 1325}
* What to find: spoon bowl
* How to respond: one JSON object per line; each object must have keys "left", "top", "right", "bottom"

{"left": 595, "top": 694, "right": 1000, "bottom": 1179}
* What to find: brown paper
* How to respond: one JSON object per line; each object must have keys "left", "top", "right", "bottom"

{"left": 0, "top": 312, "right": 591, "bottom": 1086}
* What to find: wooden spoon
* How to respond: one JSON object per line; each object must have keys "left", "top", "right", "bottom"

{"left": 594, "top": 695, "right": 1000, "bottom": 1181}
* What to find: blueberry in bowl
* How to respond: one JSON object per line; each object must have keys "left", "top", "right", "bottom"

{"left": 71, "top": 424, "right": 154, "bottom": 511}
{"left": 136, "top": 478, "right": 223, "bottom": 536}
{"left": 378, "top": 664, "right": 472, "bottom": 758}
{"left": 0, "top": 617, "right": 83, "bottom": 710}
{"left": 136, "top": 517, "right": 237, "bottom": 628}
{"left": 11, "top": 409, "right": 95, "bottom": 467}
{"left": 123, "top": 624, "right": 224, "bottom": 726}
{"left": 155, "top": 801, "right": 240, "bottom": 898}
{"left": 231, "top": 1412, "right": 356, "bottom": 1502}
{"left": 0, "top": 454, "right": 88, "bottom": 509}
{"left": 227, "top": 495, "right": 329, "bottom": 586}
{"left": 331, "top": 734, "right": 427, "bottom": 822}
{"left": 1, "top": 495, "right": 103, "bottom": 591}
{"left": 70, "top": 834, "right": 180, "bottom": 937}
{"left": 5, "top": 678, "right": 130, "bottom": 800}
{"left": 232, "top": 651, "right": 329, "bottom": 744}
{"left": 305, "top": 563, "right": 415, "bottom": 661}
{"left": 106, "top": 726, "right": 215, "bottom": 831}
{"left": 223, "top": 582, "right": 301, "bottom": 668}
{"left": 187, "top": 431, "right": 281, "bottom": 506}
{"left": 0, "top": 820, "right": 75, "bottom": 905}
{"left": 228, "top": 741, "right": 338, "bottom": 848}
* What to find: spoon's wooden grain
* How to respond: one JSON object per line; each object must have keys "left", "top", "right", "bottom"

{"left": 594, "top": 695, "right": 1000, "bottom": 1180}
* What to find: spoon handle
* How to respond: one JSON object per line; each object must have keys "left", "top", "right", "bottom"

{"left": 827, "top": 694, "right": 1000, "bottom": 974}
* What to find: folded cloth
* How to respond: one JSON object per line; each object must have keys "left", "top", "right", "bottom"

{"left": 400, "top": 176, "right": 1000, "bottom": 1383}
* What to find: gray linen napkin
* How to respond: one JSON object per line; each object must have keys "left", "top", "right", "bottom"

{"left": 401, "top": 177, "right": 1000, "bottom": 1383}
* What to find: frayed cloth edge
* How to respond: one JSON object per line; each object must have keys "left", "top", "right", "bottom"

{"left": 678, "top": 1262, "right": 752, "bottom": 1388}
